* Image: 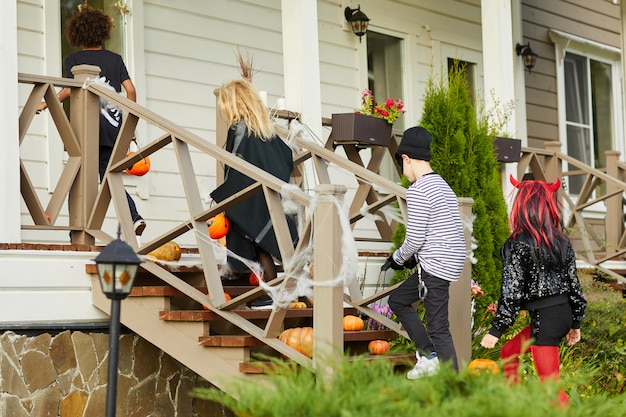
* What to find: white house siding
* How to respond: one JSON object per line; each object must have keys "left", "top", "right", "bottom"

{"left": 521, "top": 0, "right": 621, "bottom": 147}
{"left": 7, "top": 0, "right": 488, "bottom": 324}
{"left": 16, "top": 0, "right": 484, "bottom": 251}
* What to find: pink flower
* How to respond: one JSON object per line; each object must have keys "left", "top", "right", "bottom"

{"left": 471, "top": 279, "right": 484, "bottom": 297}
{"left": 356, "top": 90, "right": 406, "bottom": 124}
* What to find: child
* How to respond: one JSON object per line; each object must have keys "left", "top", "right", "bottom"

{"left": 38, "top": 4, "right": 145, "bottom": 235}
{"left": 480, "top": 175, "right": 586, "bottom": 405}
{"left": 382, "top": 126, "right": 466, "bottom": 378}
{"left": 211, "top": 78, "right": 298, "bottom": 306}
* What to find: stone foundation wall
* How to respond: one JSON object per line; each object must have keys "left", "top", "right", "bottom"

{"left": 0, "top": 330, "right": 231, "bottom": 417}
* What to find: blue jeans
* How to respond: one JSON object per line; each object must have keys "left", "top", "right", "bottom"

{"left": 388, "top": 268, "right": 459, "bottom": 371}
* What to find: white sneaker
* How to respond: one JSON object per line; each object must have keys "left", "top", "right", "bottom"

{"left": 407, "top": 354, "right": 439, "bottom": 379}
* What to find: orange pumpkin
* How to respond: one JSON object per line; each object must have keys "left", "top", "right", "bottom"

{"left": 468, "top": 358, "right": 499, "bottom": 375}
{"left": 125, "top": 151, "right": 151, "bottom": 176}
{"left": 147, "top": 241, "right": 181, "bottom": 261}
{"left": 208, "top": 213, "right": 229, "bottom": 239}
{"left": 279, "top": 327, "right": 314, "bottom": 358}
{"left": 249, "top": 272, "right": 264, "bottom": 286}
{"left": 288, "top": 301, "right": 307, "bottom": 309}
{"left": 343, "top": 315, "right": 365, "bottom": 331}
{"left": 202, "top": 292, "right": 232, "bottom": 310}
{"left": 368, "top": 340, "right": 390, "bottom": 355}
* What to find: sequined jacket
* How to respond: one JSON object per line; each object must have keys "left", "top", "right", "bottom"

{"left": 488, "top": 238, "right": 586, "bottom": 338}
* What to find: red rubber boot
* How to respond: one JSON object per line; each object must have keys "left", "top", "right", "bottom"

{"left": 530, "top": 345, "right": 569, "bottom": 407}
{"left": 500, "top": 326, "right": 531, "bottom": 384}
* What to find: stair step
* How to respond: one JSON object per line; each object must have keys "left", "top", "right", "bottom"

{"left": 199, "top": 335, "right": 265, "bottom": 347}
{"left": 195, "top": 330, "right": 397, "bottom": 348}
{"left": 239, "top": 353, "right": 416, "bottom": 374}
{"left": 130, "top": 285, "right": 260, "bottom": 297}
{"left": 159, "top": 308, "right": 318, "bottom": 321}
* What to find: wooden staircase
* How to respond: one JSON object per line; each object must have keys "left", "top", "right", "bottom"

{"left": 89, "top": 259, "right": 415, "bottom": 397}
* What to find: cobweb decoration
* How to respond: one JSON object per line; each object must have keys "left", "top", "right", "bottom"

{"left": 462, "top": 212, "right": 478, "bottom": 264}
{"left": 193, "top": 178, "right": 359, "bottom": 310}
{"left": 359, "top": 204, "right": 404, "bottom": 225}
{"left": 83, "top": 76, "right": 119, "bottom": 111}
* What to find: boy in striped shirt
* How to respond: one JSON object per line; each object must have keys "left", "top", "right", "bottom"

{"left": 382, "top": 126, "right": 466, "bottom": 379}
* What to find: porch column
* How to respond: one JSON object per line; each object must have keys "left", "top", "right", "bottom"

{"left": 69, "top": 65, "right": 101, "bottom": 246}
{"left": 280, "top": 0, "right": 323, "bottom": 140}
{"left": 313, "top": 184, "right": 346, "bottom": 379}
{"left": 450, "top": 197, "right": 474, "bottom": 366}
{"left": 605, "top": 150, "right": 622, "bottom": 257}
{"left": 481, "top": 0, "right": 525, "bottom": 207}
{"left": 0, "top": 1, "right": 21, "bottom": 242}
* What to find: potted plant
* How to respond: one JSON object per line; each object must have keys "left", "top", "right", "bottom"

{"left": 332, "top": 89, "right": 406, "bottom": 147}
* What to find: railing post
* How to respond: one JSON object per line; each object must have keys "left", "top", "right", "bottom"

{"left": 544, "top": 141, "right": 563, "bottom": 182}
{"left": 450, "top": 197, "right": 474, "bottom": 366}
{"left": 313, "top": 184, "right": 347, "bottom": 377}
{"left": 605, "top": 150, "right": 622, "bottom": 256}
{"left": 69, "top": 65, "right": 100, "bottom": 245}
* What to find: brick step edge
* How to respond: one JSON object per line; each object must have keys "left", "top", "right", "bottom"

{"left": 239, "top": 353, "right": 416, "bottom": 374}
{"left": 197, "top": 330, "right": 398, "bottom": 347}
{"left": 128, "top": 285, "right": 274, "bottom": 297}
{"left": 159, "top": 307, "right": 358, "bottom": 322}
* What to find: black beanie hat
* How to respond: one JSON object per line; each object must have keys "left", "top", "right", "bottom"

{"left": 396, "top": 126, "right": 432, "bottom": 165}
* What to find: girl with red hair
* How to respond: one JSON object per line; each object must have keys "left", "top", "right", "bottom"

{"left": 480, "top": 175, "right": 586, "bottom": 405}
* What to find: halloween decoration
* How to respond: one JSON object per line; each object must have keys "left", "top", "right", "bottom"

{"left": 468, "top": 358, "right": 500, "bottom": 375}
{"left": 343, "top": 315, "right": 365, "bottom": 331}
{"left": 278, "top": 327, "right": 314, "bottom": 358}
{"left": 125, "top": 151, "right": 151, "bottom": 176}
{"left": 368, "top": 340, "right": 390, "bottom": 355}
{"left": 208, "top": 213, "right": 229, "bottom": 239}
{"left": 147, "top": 241, "right": 181, "bottom": 262}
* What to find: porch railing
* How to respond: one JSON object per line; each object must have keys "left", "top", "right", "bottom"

{"left": 17, "top": 67, "right": 475, "bottom": 368}
{"left": 518, "top": 142, "right": 626, "bottom": 284}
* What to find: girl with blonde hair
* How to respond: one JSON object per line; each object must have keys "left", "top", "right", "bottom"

{"left": 211, "top": 78, "right": 297, "bottom": 305}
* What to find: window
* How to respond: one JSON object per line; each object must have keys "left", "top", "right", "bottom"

{"left": 366, "top": 31, "right": 404, "bottom": 182}
{"left": 550, "top": 28, "right": 623, "bottom": 196}
{"left": 447, "top": 58, "right": 478, "bottom": 106}
{"left": 564, "top": 52, "right": 614, "bottom": 194}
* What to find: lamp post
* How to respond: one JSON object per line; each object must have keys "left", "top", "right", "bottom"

{"left": 93, "top": 229, "right": 141, "bottom": 417}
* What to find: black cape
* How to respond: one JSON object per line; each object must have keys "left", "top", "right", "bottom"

{"left": 211, "top": 121, "right": 298, "bottom": 272}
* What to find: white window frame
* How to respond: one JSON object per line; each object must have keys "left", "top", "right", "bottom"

{"left": 550, "top": 29, "right": 623, "bottom": 216}
{"left": 439, "top": 43, "right": 484, "bottom": 108}
{"left": 550, "top": 29, "right": 624, "bottom": 168}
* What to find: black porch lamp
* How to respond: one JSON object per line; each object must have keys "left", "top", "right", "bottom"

{"left": 344, "top": 5, "right": 370, "bottom": 43}
{"left": 94, "top": 228, "right": 141, "bottom": 417}
{"left": 516, "top": 42, "right": 538, "bottom": 73}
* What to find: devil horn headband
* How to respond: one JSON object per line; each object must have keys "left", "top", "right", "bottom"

{"left": 509, "top": 174, "right": 561, "bottom": 192}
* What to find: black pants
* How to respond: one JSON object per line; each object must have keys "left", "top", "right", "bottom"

{"left": 99, "top": 146, "right": 141, "bottom": 222}
{"left": 529, "top": 302, "right": 573, "bottom": 346}
{"left": 389, "top": 269, "right": 458, "bottom": 370}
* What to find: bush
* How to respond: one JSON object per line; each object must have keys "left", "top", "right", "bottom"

{"left": 391, "top": 63, "right": 509, "bottom": 319}
{"left": 194, "top": 353, "right": 626, "bottom": 417}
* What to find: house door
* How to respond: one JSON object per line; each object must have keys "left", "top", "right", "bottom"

{"left": 367, "top": 31, "right": 404, "bottom": 182}
{"left": 61, "top": 0, "right": 129, "bottom": 74}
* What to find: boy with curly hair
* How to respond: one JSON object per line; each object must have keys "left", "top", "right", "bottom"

{"left": 38, "top": 3, "right": 145, "bottom": 235}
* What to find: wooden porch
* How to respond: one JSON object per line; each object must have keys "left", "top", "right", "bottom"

{"left": 6, "top": 68, "right": 626, "bottom": 398}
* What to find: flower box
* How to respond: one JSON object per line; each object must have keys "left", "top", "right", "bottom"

{"left": 331, "top": 113, "right": 393, "bottom": 147}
